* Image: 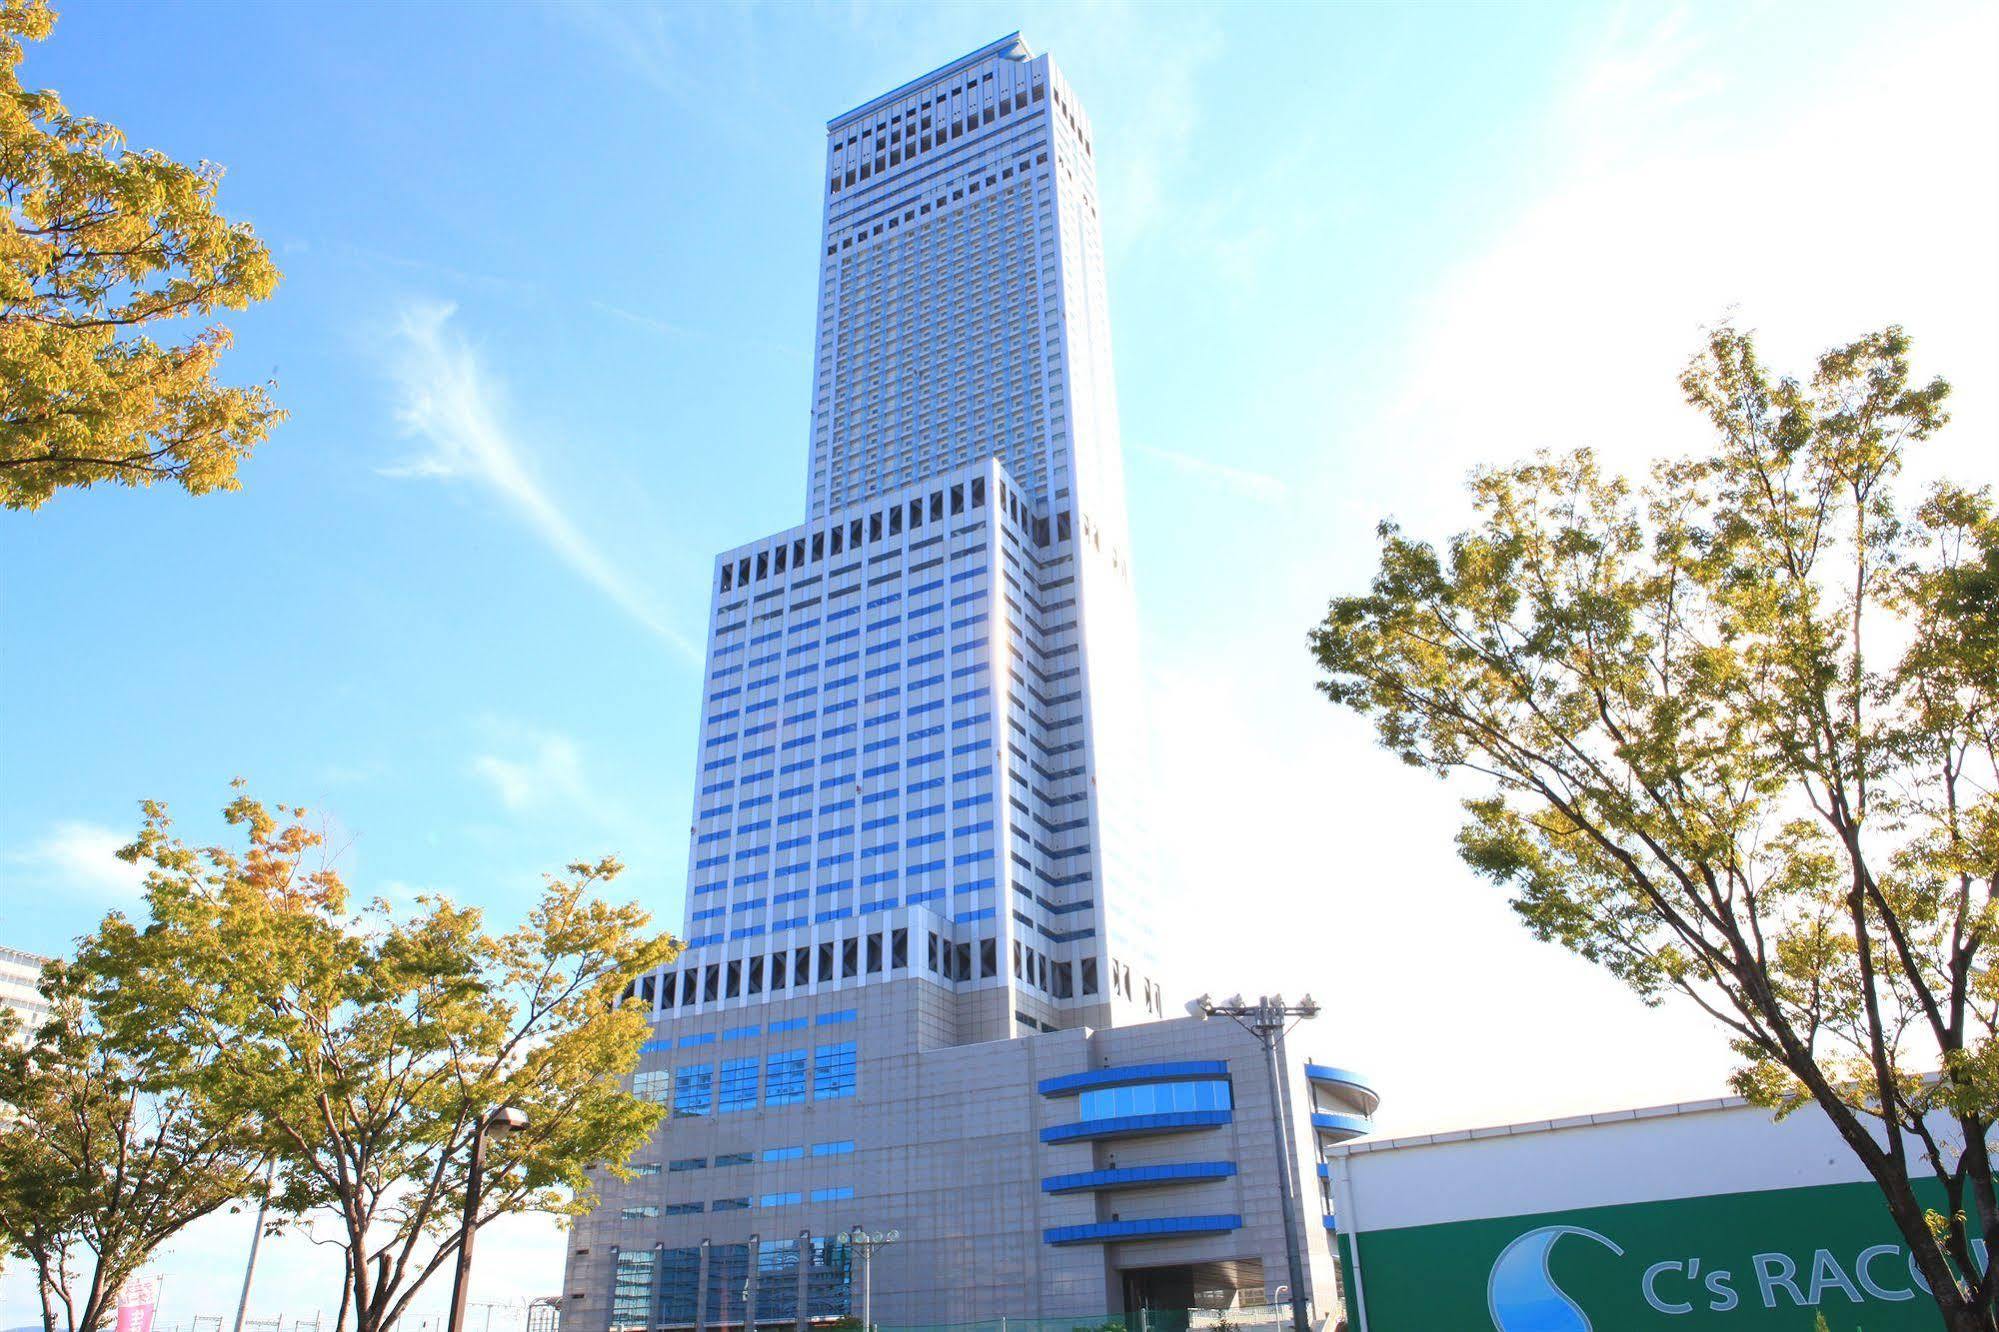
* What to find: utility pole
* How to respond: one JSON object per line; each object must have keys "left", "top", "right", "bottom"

{"left": 844, "top": 1228, "right": 899, "bottom": 1332}
{"left": 1192, "top": 994, "right": 1319, "bottom": 1332}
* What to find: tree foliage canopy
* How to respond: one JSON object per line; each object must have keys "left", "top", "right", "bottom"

{"left": 2, "top": 0, "right": 282, "bottom": 511}
{"left": 1311, "top": 326, "right": 1999, "bottom": 1327}
{"left": 78, "top": 789, "right": 679, "bottom": 1332}
{"left": 0, "top": 961, "right": 264, "bottom": 1332}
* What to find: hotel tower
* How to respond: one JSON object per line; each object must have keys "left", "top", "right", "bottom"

{"left": 564, "top": 35, "right": 1377, "bottom": 1330}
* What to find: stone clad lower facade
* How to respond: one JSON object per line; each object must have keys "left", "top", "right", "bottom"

{"left": 562, "top": 988, "right": 1377, "bottom": 1328}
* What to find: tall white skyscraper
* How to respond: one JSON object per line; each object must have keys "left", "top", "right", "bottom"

{"left": 567, "top": 38, "right": 1374, "bottom": 1332}
{"left": 665, "top": 31, "right": 1163, "bottom": 1045}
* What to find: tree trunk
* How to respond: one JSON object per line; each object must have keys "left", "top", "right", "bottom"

{"left": 1937, "top": 1300, "right": 1998, "bottom": 1332}
{"left": 347, "top": 1250, "right": 395, "bottom": 1332}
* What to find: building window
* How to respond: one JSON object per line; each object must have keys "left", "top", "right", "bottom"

{"left": 632, "top": 1069, "right": 671, "bottom": 1103}
{"left": 766, "top": 1049, "right": 808, "bottom": 1106}
{"left": 760, "top": 1238, "right": 802, "bottom": 1321}
{"left": 612, "top": 1250, "right": 657, "bottom": 1332}
{"left": 1078, "top": 1078, "right": 1232, "bottom": 1120}
{"left": 674, "top": 1064, "right": 713, "bottom": 1118}
{"left": 660, "top": 1248, "right": 701, "bottom": 1325}
{"left": 806, "top": 1234, "right": 854, "bottom": 1317}
{"left": 719, "top": 1057, "right": 759, "bottom": 1113}
{"left": 814, "top": 1042, "right": 857, "bottom": 1099}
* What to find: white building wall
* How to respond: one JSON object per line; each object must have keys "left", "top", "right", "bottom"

{"left": 1325, "top": 1095, "right": 1925, "bottom": 1236}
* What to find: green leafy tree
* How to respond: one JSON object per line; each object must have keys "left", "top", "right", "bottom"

{"left": 80, "top": 789, "right": 680, "bottom": 1332}
{"left": 1311, "top": 326, "right": 1999, "bottom": 1328}
{"left": 0, "top": 962, "right": 263, "bottom": 1332}
{"left": 2, "top": 0, "right": 282, "bottom": 511}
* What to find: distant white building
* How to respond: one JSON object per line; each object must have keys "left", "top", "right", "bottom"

{"left": 0, "top": 944, "right": 50, "bottom": 1038}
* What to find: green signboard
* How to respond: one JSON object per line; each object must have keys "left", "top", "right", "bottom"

{"left": 1338, "top": 1177, "right": 1982, "bottom": 1330}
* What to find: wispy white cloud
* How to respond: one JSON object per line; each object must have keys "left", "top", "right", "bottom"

{"left": 465, "top": 716, "right": 587, "bottom": 808}
{"left": 8, "top": 821, "right": 146, "bottom": 900}
{"left": 384, "top": 301, "right": 696, "bottom": 657}
{"left": 1134, "top": 443, "right": 1286, "bottom": 506}
{"left": 468, "top": 721, "right": 591, "bottom": 814}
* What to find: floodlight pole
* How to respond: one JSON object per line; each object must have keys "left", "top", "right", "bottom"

{"left": 1195, "top": 994, "right": 1319, "bottom": 1332}
{"left": 845, "top": 1227, "right": 899, "bottom": 1332}
{"left": 233, "top": 1158, "right": 277, "bottom": 1332}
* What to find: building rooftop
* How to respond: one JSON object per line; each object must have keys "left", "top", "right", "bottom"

{"left": 827, "top": 33, "right": 1033, "bottom": 131}
{"left": 1324, "top": 1092, "right": 1752, "bottom": 1158}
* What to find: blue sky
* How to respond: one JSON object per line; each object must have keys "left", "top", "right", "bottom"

{"left": 4, "top": 0, "right": 1996, "bottom": 1319}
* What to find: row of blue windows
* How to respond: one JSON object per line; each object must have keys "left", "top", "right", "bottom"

{"left": 702, "top": 649, "right": 991, "bottom": 728}
{"left": 665, "top": 1042, "right": 859, "bottom": 1115}
{"left": 705, "top": 632, "right": 989, "bottom": 711}
{"left": 701, "top": 735, "right": 992, "bottom": 786}
{"left": 758, "top": 1140, "right": 855, "bottom": 1162}
{"left": 708, "top": 686, "right": 984, "bottom": 740}
{"left": 1077, "top": 1079, "right": 1234, "bottom": 1121}
{"left": 657, "top": 1140, "right": 853, "bottom": 1173}
{"left": 611, "top": 1235, "right": 854, "bottom": 1330}
{"left": 689, "top": 871, "right": 996, "bottom": 946}
{"left": 693, "top": 812, "right": 998, "bottom": 871}
{"left": 639, "top": 1012, "right": 852, "bottom": 1057}
{"left": 695, "top": 675, "right": 990, "bottom": 792}
{"left": 623, "top": 1185, "right": 854, "bottom": 1220}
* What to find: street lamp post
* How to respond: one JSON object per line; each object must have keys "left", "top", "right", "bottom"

{"left": 445, "top": 1107, "right": 530, "bottom": 1332}
{"left": 844, "top": 1227, "right": 899, "bottom": 1332}
{"left": 1192, "top": 994, "right": 1319, "bottom": 1332}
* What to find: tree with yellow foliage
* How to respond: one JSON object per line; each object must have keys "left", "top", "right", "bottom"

{"left": 2, "top": 0, "right": 282, "bottom": 511}
{"left": 1313, "top": 326, "right": 1998, "bottom": 1328}
{"left": 81, "top": 789, "right": 681, "bottom": 1332}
